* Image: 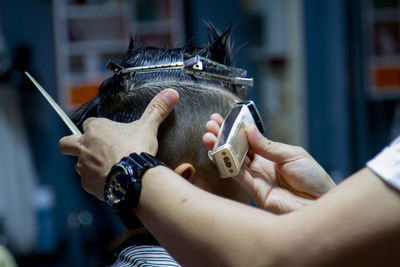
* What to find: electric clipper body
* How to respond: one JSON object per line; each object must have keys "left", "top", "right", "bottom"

{"left": 210, "top": 101, "right": 264, "bottom": 178}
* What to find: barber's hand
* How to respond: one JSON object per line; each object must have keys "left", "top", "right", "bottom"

{"left": 203, "top": 113, "right": 336, "bottom": 214}
{"left": 59, "top": 89, "right": 179, "bottom": 200}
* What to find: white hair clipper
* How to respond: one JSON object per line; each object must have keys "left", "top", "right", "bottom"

{"left": 209, "top": 100, "right": 265, "bottom": 178}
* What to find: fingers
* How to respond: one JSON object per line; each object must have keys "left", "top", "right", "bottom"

{"left": 82, "top": 117, "right": 97, "bottom": 132}
{"left": 59, "top": 134, "right": 82, "bottom": 156}
{"left": 206, "top": 120, "right": 220, "bottom": 136}
{"left": 202, "top": 132, "right": 217, "bottom": 151}
{"left": 203, "top": 113, "right": 224, "bottom": 151}
{"left": 210, "top": 113, "right": 224, "bottom": 126}
{"left": 140, "top": 89, "right": 179, "bottom": 132}
{"left": 246, "top": 124, "right": 305, "bottom": 164}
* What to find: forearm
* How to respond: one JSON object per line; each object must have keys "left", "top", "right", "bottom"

{"left": 135, "top": 167, "right": 400, "bottom": 267}
{"left": 273, "top": 168, "right": 400, "bottom": 267}
{"left": 135, "top": 166, "right": 283, "bottom": 267}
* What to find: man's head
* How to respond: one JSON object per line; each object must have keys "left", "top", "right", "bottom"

{"left": 73, "top": 25, "right": 250, "bottom": 201}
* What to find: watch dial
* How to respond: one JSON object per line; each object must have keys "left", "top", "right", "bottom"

{"left": 106, "top": 169, "right": 128, "bottom": 205}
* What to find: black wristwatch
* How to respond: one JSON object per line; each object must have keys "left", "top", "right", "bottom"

{"left": 104, "top": 152, "right": 166, "bottom": 229}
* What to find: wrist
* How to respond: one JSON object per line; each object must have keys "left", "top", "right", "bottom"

{"left": 104, "top": 152, "right": 166, "bottom": 229}
{"left": 142, "top": 165, "right": 167, "bottom": 180}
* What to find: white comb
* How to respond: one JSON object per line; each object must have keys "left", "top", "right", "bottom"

{"left": 25, "top": 71, "right": 82, "bottom": 135}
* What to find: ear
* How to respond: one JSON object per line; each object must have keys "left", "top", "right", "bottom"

{"left": 174, "top": 163, "right": 196, "bottom": 180}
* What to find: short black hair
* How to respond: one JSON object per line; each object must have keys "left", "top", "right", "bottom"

{"left": 72, "top": 24, "right": 246, "bottom": 175}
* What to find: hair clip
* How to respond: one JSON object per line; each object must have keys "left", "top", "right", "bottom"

{"left": 182, "top": 56, "right": 253, "bottom": 87}
{"left": 106, "top": 56, "right": 253, "bottom": 88}
{"left": 107, "top": 60, "right": 184, "bottom": 75}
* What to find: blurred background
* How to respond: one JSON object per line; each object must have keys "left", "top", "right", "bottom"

{"left": 0, "top": 0, "right": 398, "bottom": 266}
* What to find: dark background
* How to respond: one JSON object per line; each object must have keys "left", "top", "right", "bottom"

{"left": 0, "top": 0, "right": 397, "bottom": 266}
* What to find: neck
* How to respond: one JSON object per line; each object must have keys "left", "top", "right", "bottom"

{"left": 211, "top": 178, "right": 251, "bottom": 204}
{"left": 192, "top": 171, "right": 250, "bottom": 204}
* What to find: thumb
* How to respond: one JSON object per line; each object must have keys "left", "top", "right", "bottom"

{"left": 59, "top": 134, "right": 82, "bottom": 157}
{"left": 140, "top": 89, "right": 179, "bottom": 132}
{"left": 246, "top": 124, "right": 303, "bottom": 164}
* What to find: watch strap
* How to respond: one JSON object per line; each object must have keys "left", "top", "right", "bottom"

{"left": 105, "top": 152, "right": 166, "bottom": 230}
{"left": 129, "top": 152, "right": 166, "bottom": 176}
{"left": 117, "top": 208, "right": 143, "bottom": 230}
{"left": 119, "top": 152, "right": 165, "bottom": 229}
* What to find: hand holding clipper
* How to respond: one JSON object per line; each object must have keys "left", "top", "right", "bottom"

{"left": 209, "top": 101, "right": 265, "bottom": 178}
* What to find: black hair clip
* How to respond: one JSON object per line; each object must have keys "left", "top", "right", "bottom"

{"left": 107, "top": 60, "right": 124, "bottom": 75}
{"left": 106, "top": 56, "right": 253, "bottom": 88}
{"left": 182, "top": 55, "right": 253, "bottom": 87}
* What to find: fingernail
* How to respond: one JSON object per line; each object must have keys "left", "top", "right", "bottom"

{"left": 159, "top": 89, "right": 176, "bottom": 105}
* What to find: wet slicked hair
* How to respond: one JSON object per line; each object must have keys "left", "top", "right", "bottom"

{"left": 73, "top": 24, "right": 245, "bottom": 175}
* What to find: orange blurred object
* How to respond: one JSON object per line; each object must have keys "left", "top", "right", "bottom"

{"left": 70, "top": 82, "right": 99, "bottom": 105}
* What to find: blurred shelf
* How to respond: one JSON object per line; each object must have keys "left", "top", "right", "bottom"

{"left": 372, "top": 8, "right": 399, "bottom": 21}
{"left": 53, "top": 0, "right": 184, "bottom": 108}
{"left": 68, "top": 72, "right": 108, "bottom": 83}
{"left": 66, "top": 3, "right": 127, "bottom": 19}
{"left": 67, "top": 40, "right": 128, "bottom": 55}
{"left": 367, "top": 0, "right": 400, "bottom": 98}
{"left": 371, "top": 54, "right": 400, "bottom": 62}
{"left": 134, "top": 21, "right": 172, "bottom": 34}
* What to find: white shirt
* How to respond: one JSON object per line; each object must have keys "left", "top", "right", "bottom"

{"left": 367, "top": 136, "right": 400, "bottom": 191}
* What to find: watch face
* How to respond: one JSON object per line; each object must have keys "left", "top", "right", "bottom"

{"left": 105, "top": 165, "right": 130, "bottom": 206}
{"left": 104, "top": 153, "right": 161, "bottom": 213}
